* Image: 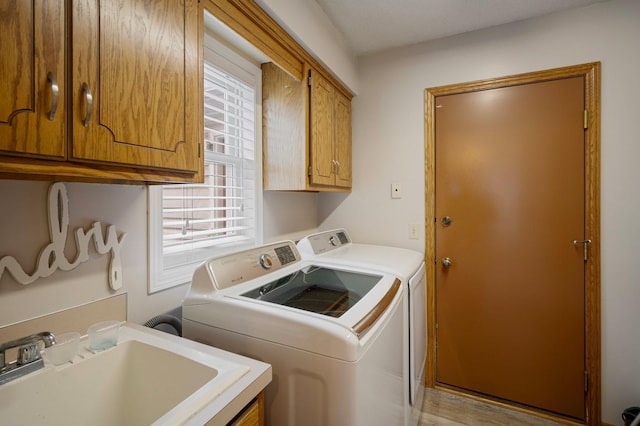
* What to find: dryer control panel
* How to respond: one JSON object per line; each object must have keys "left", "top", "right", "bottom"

{"left": 297, "top": 229, "right": 351, "bottom": 256}
{"left": 206, "top": 241, "right": 300, "bottom": 289}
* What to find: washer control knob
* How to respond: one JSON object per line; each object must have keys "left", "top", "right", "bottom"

{"left": 259, "top": 253, "right": 273, "bottom": 269}
{"left": 329, "top": 236, "right": 338, "bottom": 246}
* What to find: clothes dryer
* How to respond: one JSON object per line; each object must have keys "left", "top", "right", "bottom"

{"left": 297, "top": 229, "right": 426, "bottom": 426}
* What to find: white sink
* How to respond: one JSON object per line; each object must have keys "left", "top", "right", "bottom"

{"left": 0, "top": 323, "right": 269, "bottom": 426}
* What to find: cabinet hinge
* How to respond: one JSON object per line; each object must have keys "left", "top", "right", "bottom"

{"left": 198, "top": 143, "right": 201, "bottom": 158}
{"left": 308, "top": 72, "right": 312, "bottom": 87}
{"left": 308, "top": 166, "right": 312, "bottom": 177}
{"left": 583, "top": 109, "right": 588, "bottom": 129}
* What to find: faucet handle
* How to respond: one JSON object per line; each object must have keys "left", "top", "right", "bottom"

{"left": 17, "top": 343, "right": 43, "bottom": 366}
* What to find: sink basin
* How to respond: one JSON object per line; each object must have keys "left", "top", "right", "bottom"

{"left": 0, "top": 323, "right": 260, "bottom": 425}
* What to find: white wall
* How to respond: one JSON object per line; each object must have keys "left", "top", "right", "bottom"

{"left": 256, "top": 0, "right": 358, "bottom": 94}
{"left": 263, "top": 191, "right": 318, "bottom": 243}
{"left": 319, "top": 0, "right": 640, "bottom": 423}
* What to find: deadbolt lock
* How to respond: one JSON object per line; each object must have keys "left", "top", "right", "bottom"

{"left": 441, "top": 216, "right": 452, "bottom": 227}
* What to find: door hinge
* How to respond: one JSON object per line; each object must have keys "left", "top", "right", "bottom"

{"left": 308, "top": 71, "right": 313, "bottom": 87}
{"left": 583, "top": 109, "right": 588, "bottom": 129}
{"left": 584, "top": 370, "right": 588, "bottom": 393}
{"left": 573, "top": 239, "right": 592, "bottom": 261}
{"left": 308, "top": 166, "right": 312, "bottom": 177}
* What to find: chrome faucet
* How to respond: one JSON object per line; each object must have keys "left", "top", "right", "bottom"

{"left": 0, "top": 331, "right": 57, "bottom": 385}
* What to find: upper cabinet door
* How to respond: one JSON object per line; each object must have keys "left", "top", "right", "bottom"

{"left": 309, "top": 68, "right": 352, "bottom": 189}
{"left": 70, "top": 0, "right": 200, "bottom": 173}
{"left": 309, "top": 69, "right": 335, "bottom": 186}
{"left": 0, "top": 0, "right": 66, "bottom": 158}
{"left": 334, "top": 90, "right": 352, "bottom": 188}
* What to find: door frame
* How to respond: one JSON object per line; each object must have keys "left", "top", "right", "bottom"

{"left": 424, "top": 62, "right": 601, "bottom": 425}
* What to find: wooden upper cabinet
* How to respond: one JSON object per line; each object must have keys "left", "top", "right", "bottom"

{"left": 0, "top": 0, "right": 202, "bottom": 183}
{"left": 0, "top": 0, "right": 66, "bottom": 158}
{"left": 70, "top": 0, "right": 200, "bottom": 173}
{"left": 262, "top": 63, "right": 352, "bottom": 192}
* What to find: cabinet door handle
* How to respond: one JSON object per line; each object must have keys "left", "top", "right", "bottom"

{"left": 82, "top": 82, "right": 93, "bottom": 127}
{"left": 47, "top": 72, "right": 59, "bottom": 121}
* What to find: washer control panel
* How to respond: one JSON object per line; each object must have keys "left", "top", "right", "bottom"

{"left": 207, "top": 241, "right": 300, "bottom": 289}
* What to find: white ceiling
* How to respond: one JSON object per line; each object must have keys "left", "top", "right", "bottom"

{"left": 314, "top": 0, "right": 609, "bottom": 56}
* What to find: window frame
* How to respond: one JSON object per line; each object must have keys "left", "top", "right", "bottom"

{"left": 148, "top": 33, "right": 263, "bottom": 294}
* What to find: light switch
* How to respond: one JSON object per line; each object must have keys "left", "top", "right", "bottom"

{"left": 391, "top": 183, "right": 402, "bottom": 199}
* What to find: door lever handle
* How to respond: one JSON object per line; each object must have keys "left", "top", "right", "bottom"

{"left": 573, "top": 239, "right": 592, "bottom": 261}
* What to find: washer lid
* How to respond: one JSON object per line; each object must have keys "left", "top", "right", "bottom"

{"left": 240, "top": 265, "right": 382, "bottom": 318}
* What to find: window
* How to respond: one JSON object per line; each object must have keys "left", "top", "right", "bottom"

{"left": 148, "top": 34, "right": 262, "bottom": 293}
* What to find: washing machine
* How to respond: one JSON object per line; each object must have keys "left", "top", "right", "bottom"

{"left": 297, "top": 229, "right": 426, "bottom": 426}
{"left": 182, "top": 240, "right": 406, "bottom": 426}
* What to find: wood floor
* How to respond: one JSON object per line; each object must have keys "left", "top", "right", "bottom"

{"left": 419, "top": 388, "right": 565, "bottom": 425}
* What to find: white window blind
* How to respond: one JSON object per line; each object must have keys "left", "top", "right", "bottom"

{"left": 148, "top": 35, "right": 262, "bottom": 293}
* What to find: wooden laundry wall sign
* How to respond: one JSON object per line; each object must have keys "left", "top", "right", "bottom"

{"left": 0, "top": 182, "right": 127, "bottom": 290}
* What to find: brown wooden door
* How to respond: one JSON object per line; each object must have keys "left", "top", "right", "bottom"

{"left": 70, "top": 0, "right": 200, "bottom": 173}
{"left": 0, "top": 0, "right": 65, "bottom": 158}
{"left": 435, "top": 77, "right": 586, "bottom": 419}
